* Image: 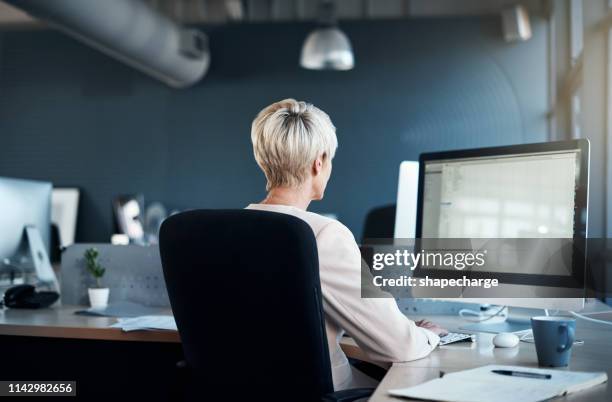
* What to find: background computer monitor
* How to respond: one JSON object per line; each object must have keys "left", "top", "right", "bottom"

{"left": 0, "top": 177, "right": 54, "bottom": 285}
{"left": 394, "top": 161, "right": 419, "bottom": 239}
{"left": 410, "top": 140, "right": 589, "bottom": 311}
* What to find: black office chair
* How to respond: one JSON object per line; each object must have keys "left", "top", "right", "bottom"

{"left": 362, "top": 204, "right": 396, "bottom": 242}
{"left": 159, "top": 209, "right": 374, "bottom": 402}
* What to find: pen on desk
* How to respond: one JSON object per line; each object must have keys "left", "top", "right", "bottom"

{"left": 492, "top": 370, "right": 551, "bottom": 379}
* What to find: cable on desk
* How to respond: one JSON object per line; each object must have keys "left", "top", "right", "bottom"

{"left": 458, "top": 305, "right": 507, "bottom": 322}
{"left": 574, "top": 310, "right": 612, "bottom": 316}
{"left": 570, "top": 311, "right": 612, "bottom": 327}
{"left": 519, "top": 332, "right": 534, "bottom": 343}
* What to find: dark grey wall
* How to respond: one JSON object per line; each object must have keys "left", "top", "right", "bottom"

{"left": 0, "top": 18, "right": 549, "bottom": 241}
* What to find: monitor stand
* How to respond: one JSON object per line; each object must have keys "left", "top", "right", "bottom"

{"left": 25, "top": 225, "right": 60, "bottom": 293}
{"left": 457, "top": 305, "right": 532, "bottom": 334}
{"left": 460, "top": 317, "right": 532, "bottom": 334}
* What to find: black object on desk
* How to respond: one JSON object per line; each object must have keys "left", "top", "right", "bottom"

{"left": 3, "top": 285, "right": 59, "bottom": 309}
{"left": 492, "top": 369, "right": 552, "bottom": 379}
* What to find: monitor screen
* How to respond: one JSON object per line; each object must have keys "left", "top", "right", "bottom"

{"left": 421, "top": 149, "right": 580, "bottom": 239}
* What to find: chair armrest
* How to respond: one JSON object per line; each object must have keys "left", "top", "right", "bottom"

{"left": 341, "top": 337, "right": 390, "bottom": 370}
{"left": 348, "top": 357, "right": 388, "bottom": 381}
{"left": 321, "top": 387, "right": 375, "bottom": 402}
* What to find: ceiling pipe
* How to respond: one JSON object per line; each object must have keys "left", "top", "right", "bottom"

{"left": 4, "top": 0, "right": 210, "bottom": 88}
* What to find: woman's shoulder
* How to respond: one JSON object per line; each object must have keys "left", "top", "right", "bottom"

{"left": 300, "top": 211, "right": 354, "bottom": 240}
{"left": 245, "top": 204, "right": 354, "bottom": 240}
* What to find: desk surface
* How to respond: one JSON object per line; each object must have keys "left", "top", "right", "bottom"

{"left": 1, "top": 307, "right": 610, "bottom": 401}
{"left": 0, "top": 305, "right": 180, "bottom": 343}
{"left": 371, "top": 314, "right": 612, "bottom": 402}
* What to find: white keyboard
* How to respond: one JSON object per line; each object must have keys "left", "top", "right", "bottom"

{"left": 439, "top": 332, "right": 474, "bottom": 346}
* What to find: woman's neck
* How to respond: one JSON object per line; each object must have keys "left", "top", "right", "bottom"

{"left": 261, "top": 186, "right": 312, "bottom": 210}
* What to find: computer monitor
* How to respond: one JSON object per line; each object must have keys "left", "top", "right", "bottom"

{"left": 410, "top": 140, "right": 589, "bottom": 311}
{"left": 394, "top": 161, "right": 419, "bottom": 239}
{"left": 0, "top": 177, "right": 58, "bottom": 288}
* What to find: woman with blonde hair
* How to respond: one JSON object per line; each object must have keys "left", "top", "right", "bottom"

{"left": 247, "top": 99, "right": 446, "bottom": 390}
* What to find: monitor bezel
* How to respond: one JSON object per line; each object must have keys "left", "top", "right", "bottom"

{"left": 414, "top": 139, "right": 590, "bottom": 290}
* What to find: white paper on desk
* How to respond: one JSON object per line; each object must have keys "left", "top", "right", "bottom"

{"left": 388, "top": 365, "right": 607, "bottom": 402}
{"left": 110, "top": 315, "right": 177, "bottom": 332}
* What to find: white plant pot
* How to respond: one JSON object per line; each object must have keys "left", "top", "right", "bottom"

{"left": 88, "top": 288, "right": 109, "bottom": 309}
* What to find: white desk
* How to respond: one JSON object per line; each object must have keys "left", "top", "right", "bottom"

{"left": 1, "top": 307, "right": 610, "bottom": 401}
{"left": 369, "top": 314, "right": 612, "bottom": 402}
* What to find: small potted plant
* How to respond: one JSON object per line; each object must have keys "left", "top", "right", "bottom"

{"left": 84, "top": 248, "right": 109, "bottom": 309}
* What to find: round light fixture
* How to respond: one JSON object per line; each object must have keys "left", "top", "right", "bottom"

{"left": 300, "top": 1, "right": 354, "bottom": 71}
{"left": 300, "top": 27, "right": 354, "bottom": 70}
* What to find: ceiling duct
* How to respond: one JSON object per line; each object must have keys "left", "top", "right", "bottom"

{"left": 4, "top": 0, "right": 210, "bottom": 88}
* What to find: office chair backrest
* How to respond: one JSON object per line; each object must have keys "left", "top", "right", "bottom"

{"left": 159, "top": 209, "right": 333, "bottom": 400}
{"left": 362, "top": 204, "right": 396, "bottom": 242}
{"left": 50, "top": 223, "right": 62, "bottom": 264}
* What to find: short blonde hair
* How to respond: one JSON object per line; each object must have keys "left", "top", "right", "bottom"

{"left": 251, "top": 98, "right": 338, "bottom": 190}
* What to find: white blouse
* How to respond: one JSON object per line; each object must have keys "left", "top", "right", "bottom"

{"left": 246, "top": 204, "right": 439, "bottom": 390}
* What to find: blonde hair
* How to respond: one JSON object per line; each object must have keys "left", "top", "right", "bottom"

{"left": 251, "top": 98, "right": 338, "bottom": 190}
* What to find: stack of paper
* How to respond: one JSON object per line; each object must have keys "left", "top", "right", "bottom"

{"left": 389, "top": 365, "right": 607, "bottom": 402}
{"left": 110, "top": 315, "right": 177, "bottom": 332}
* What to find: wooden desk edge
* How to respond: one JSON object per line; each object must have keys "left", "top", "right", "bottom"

{"left": 0, "top": 305, "right": 180, "bottom": 343}
{"left": 0, "top": 323, "right": 181, "bottom": 342}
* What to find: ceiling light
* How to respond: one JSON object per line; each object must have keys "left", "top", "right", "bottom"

{"left": 300, "top": 0, "right": 354, "bottom": 71}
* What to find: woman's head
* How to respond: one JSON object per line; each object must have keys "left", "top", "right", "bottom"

{"left": 251, "top": 99, "right": 337, "bottom": 200}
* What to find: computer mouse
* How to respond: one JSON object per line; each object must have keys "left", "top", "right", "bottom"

{"left": 492, "top": 332, "right": 520, "bottom": 348}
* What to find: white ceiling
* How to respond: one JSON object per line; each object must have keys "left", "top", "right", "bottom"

{"left": 0, "top": 0, "right": 546, "bottom": 27}
{"left": 151, "top": 0, "right": 546, "bottom": 23}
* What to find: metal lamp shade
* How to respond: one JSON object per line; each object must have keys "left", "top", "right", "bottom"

{"left": 300, "top": 27, "right": 354, "bottom": 71}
